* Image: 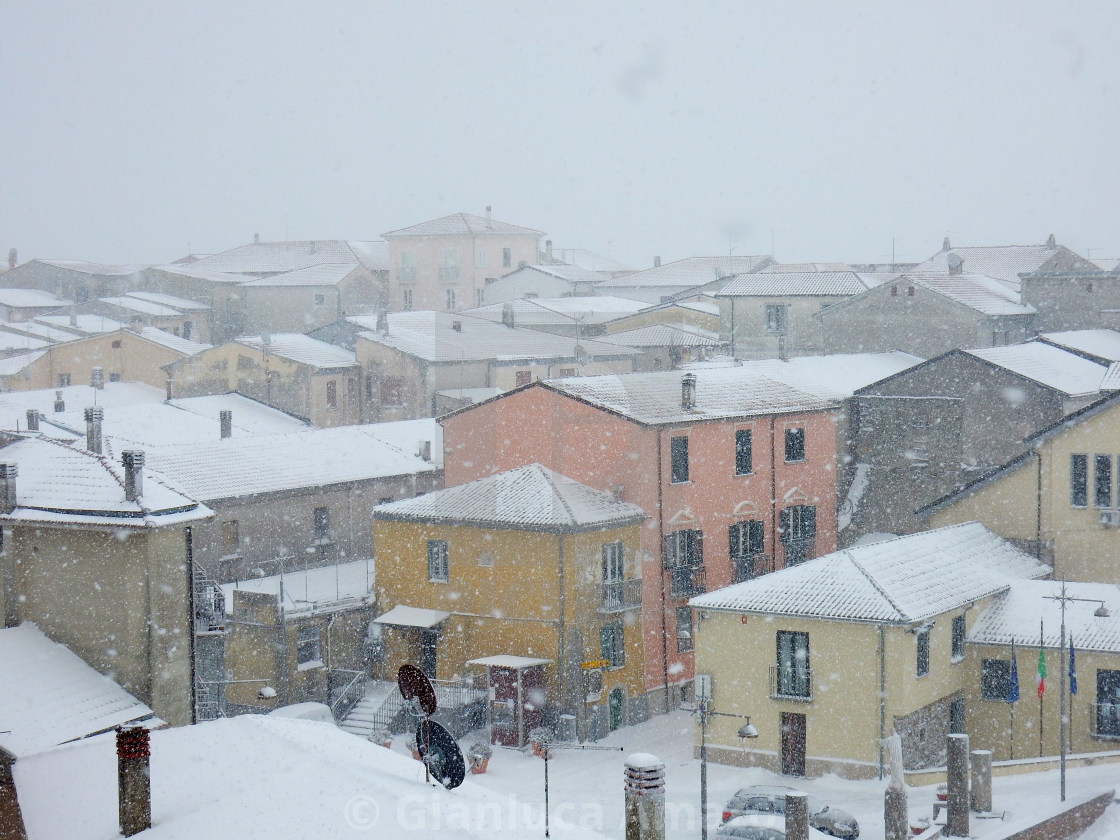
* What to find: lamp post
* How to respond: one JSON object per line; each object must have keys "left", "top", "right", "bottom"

{"left": 1042, "top": 581, "right": 1110, "bottom": 802}
{"left": 695, "top": 696, "right": 756, "bottom": 840}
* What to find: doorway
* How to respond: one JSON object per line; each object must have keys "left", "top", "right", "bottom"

{"left": 609, "top": 688, "right": 624, "bottom": 731}
{"left": 780, "top": 712, "right": 806, "bottom": 776}
{"left": 419, "top": 629, "right": 438, "bottom": 678}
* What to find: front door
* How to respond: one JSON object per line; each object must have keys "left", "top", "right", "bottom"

{"left": 419, "top": 630, "right": 438, "bottom": 678}
{"left": 780, "top": 712, "right": 806, "bottom": 776}
{"left": 489, "top": 667, "right": 519, "bottom": 747}
{"left": 609, "top": 688, "right": 624, "bottom": 731}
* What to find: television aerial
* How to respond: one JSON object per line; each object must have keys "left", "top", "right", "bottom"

{"left": 397, "top": 664, "right": 465, "bottom": 790}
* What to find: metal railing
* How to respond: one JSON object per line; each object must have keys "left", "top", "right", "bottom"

{"left": 193, "top": 564, "right": 225, "bottom": 633}
{"left": 599, "top": 579, "right": 642, "bottom": 612}
{"left": 669, "top": 564, "right": 706, "bottom": 597}
{"left": 781, "top": 539, "right": 816, "bottom": 567}
{"left": 769, "top": 665, "right": 812, "bottom": 700}
{"left": 732, "top": 552, "right": 770, "bottom": 582}
{"left": 358, "top": 677, "right": 485, "bottom": 733}
{"left": 329, "top": 669, "right": 366, "bottom": 721}
{"left": 195, "top": 677, "right": 223, "bottom": 722}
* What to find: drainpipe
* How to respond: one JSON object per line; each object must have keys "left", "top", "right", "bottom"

{"left": 557, "top": 532, "right": 566, "bottom": 718}
{"left": 770, "top": 417, "right": 778, "bottom": 571}
{"left": 878, "top": 624, "right": 886, "bottom": 780}
{"left": 1034, "top": 451, "right": 1044, "bottom": 562}
{"left": 657, "top": 428, "right": 670, "bottom": 712}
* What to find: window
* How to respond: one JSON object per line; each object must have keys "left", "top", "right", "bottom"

{"left": 890, "top": 285, "right": 898, "bottom": 296}
{"left": 602, "top": 542, "right": 624, "bottom": 608}
{"left": 109, "top": 373, "right": 122, "bottom": 383}
{"left": 729, "top": 520, "right": 764, "bottom": 582}
{"left": 1096, "top": 455, "right": 1112, "bottom": 508}
{"left": 477, "top": 551, "right": 493, "bottom": 567}
{"left": 475, "top": 288, "right": 484, "bottom": 307}
{"left": 474, "top": 249, "right": 487, "bottom": 269}
{"left": 600, "top": 621, "right": 625, "bottom": 668}
{"left": 58, "top": 373, "right": 71, "bottom": 387}
{"left": 326, "top": 380, "right": 338, "bottom": 410}
{"left": 112, "top": 339, "right": 122, "bottom": 349}
{"left": 1097, "top": 669, "right": 1120, "bottom": 737}
{"left": 670, "top": 435, "right": 689, "bottom": 483}
{"left": 558, "top": 367, "right": 576, "bottom": 378}
{"left": 314, "top": 293, "right": 326, "bottom": 306}
{"left": 779, "top": 505, "right": 816, "bottom": 565}
{"left": 446, "top": 288, "right": 457, "bottom": 311}
{"left": 676, "top": 606, "right": 693, "bottom": 653}
{"left": 735, "top": 429, "right": 753, "bottom": 475}
{"left": 297, "top": 624, "right": 322, "bottom": 666}
{"left": 784, "top": 427, "right": 805, "bottom": 462}
{"left": 980, "top": 658, "right": 1011, "bottom": 700}
{"left": 916, "top": 629, "right": 930, "bottom": 677}
{"left": 765, "top": 304, "right": 787, "bottom": 334}
{"left": 776, "top": 631, "right": 810, "bottom": 698}
{"left": 664, "top": 529, "right": 703, "bottom": 596}
{"left": 380, "top": 377, "right": 404, "bottom": 406}
{"left": 313, "top": 507, "right": 330, "bottom": 543}
{"left": 440, "top": 248, "right": 459, "bottom": 283}
{"left": 347, "top": 377, "right": 357, "bottom": 409}
{"left": 402, "top": 288, "right": 413, "bottom": 310}
{"left": 951, "top": 615, "right": 966, "bottom": 660}
{"left": 585, "top": 667, "right": 603, "bottom": 700}
{"left": 1071, "top": 454, "right": 1088, "bottom": 507}
{"left": 502, "top": 247, "right": 512, "bottom": 268}
{"left": 220, "top": 520, "right": 240, "bottom": 555}
{"left": 398, "top": 251, "right": 416, "bottom": 283}
{"left": 515, "top": 370, "right": 532, "bottom": 387}
{"left": 427, "top": 539, "right": 449, "bottom": 582}
{"left": 183, "top": 321, "right": 193, "bottom": 340}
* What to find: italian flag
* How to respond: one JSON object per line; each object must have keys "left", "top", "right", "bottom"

{"left": 1036, "top": 634, "right": 1047, "bottom": 699}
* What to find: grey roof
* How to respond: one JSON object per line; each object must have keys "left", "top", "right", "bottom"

{"left": 594, "top": 324, "right": 723, "bottom": 348}
{"left": 690, "top": 522, "right": 1050, "bottom": 623}
{"left": 383, "top": 212, "right": 543, "bottom": 238}
{"left": 463, "top": 296, "right": 648, "bottom": 326}
{"left": 969, "top": 580, "right": 1120, "bottom": 653}
{"left": 125, "top": 291, "right": 211, "bottom": 311}
{"left": 901, "top": 272, "right": 1035, "bottom": 316}
{"left": 542, "top": 368, "right": 836, "bottom": 426}
{"left": 911, "top": 245, "right": 1067, "bottom": 286}
{"left": 1036, "top": 329, "right": 1120, "bottom": 364}
{"left": 236, "top": 334, "right": 357, "bottom": 369}
{"left": 596, "top": 256, "right": 773, "bottom": 289}
{"left": 33, "top": 259, "right": 145, "bottom": 276}
{"left": 189, "top": 240, "right": 384, "bottom": 275}
{"left": 239, "top": 263, "right": 359, "bottom": 287}
{"left": 373, "top": 463, "right": 646, "bottom": 532}
{"left": 716, "top": 271, "right": 875, "bottom": 297}
{"left": 964, "top": 343, "right": 1107, "bottom": 396}
{"left": 98, "top": 296, "right": 183, "bottom": 317}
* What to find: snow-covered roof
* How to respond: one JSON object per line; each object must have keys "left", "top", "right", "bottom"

{"left": 675, "top": 300, "right": 721, "bottom": 316}
{"left": 133, "top": 326, "right": 211, "bottom": 354}
{"left": 0, "top": 289, "right": 70, "bottom": 309}
{"left": 467, "top": 655, "right": 552, "bottom": 669}
{"left": 32, "top": 259, "right": 145, "bottom": 276}
{"left": 596, "top": 255, "right": 772, "bottom": 289}
{"left": 716, "top": 271, "right": 875, "bottom": 297}
{"left": 0, "top": 382, "right": 166, "bottom": 432}
{"left": 965, "top": 344, "right": 1108, "bottom": 396}
{"left": 436, "top": 386, "right": 505, "bottom": 405}
{"left": 373, "top": 605, "right": 451, "bottom": 628}
{"left": 383, "top": 212, "right": 543, "bottom": 238}
{"left": 0, "top": 436, "right": 211, "bottom": 528}
{"left": 188, "top": 240, "right": 383, "bottom": 275}
{"left": 464, "top": 296, "right": 648, "bottom": 326}
{"left": 1100, "top": 363, "right": 1120, "bottom": 390}
{"left": 690, "top": 522, "right": 1050, "bottom": 623}
{"left": 145, "top": 262, "right": 248, "bottom": 285}
{"left": 236, "top": 334, "right": 357, "bottom": 369}
{"left": 1036, "top": 329, "right": 1120, "bottom": 364}
{"left": 727, "top": 352, "right": 924, "bottom": 399}
{"left": 0, "top": 331, "right": 50, "bottom": 352}
{"left": 96, "top": 296, "right": 182, "bottom": 317}
{"left": 549, "top": 247, "right": 634, "bottom": 274}
{"left": 374, "top": 463, "right": 646, "bottom": 532}
{"left": 0, "top": 623, "right": 155, "bottom": 760}
{"left": 221, "top": 559, "right": 374, "bottom": 616}
{"left": 34, "top": 314, "right": 128, "bottom": 335}
{"left": 761, "top": 262, "right": 855, "bottom": 273}
{"left": 143, "top": 425, "right": 437, "bottom": 502}
{"left": 355, "top": 311, "right": 638, "bottom": 363}
{"left": 239, "top": 263, "right": 358, "bottom": 287}
{"left": 903, "top": 272, "right": 1036, "bottom": 315}
{"left": 0, "top": 320, "right": 82, "bottom": 343}
{"left": 968, "top": 580, "right": 1120, "bottom": 654}
{"left": 541, "top": 368, "right": 836, "bottom": 425}
{"left": 594, "top": 324, "right": 723, "bottom": 348}
{"left": 501, "top": 263, "right": 607, "bottom": 284}
{"left": 123, "top": 291, "right": 211, "bottom": 311}
{"left": 350, "top": 417, "right": 444, "bottom": 467}
{"left": 911, "top": 245, "right": 1068, "bottom": 286}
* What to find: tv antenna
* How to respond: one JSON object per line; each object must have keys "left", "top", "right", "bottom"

{"left": 397, "top": 664, "right": 465, "bottom": 790}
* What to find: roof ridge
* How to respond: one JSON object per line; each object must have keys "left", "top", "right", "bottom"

{"left": 845, "top": 550, "right": 911, "bottom": 622}
{"left": 537, "top": 465, "right": 580, "bottom": 526}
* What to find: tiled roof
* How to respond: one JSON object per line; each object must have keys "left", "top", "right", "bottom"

{"left": 236, "top": 334, "right": 357, "bottom": 369}
{"left": 463, "top": 296, "right": 648, "bottom": 326}
{"left": 145, "top": 263, "right": 249, "bottom": 285}
{"left": 911, "top": 245, "right": 1064, "bottom": 286}
{"left": 1037, "top": 329, "right": 1120, "bottom": 363}
{"left": 98, "top": 296, "right": 183, "bottom": 317}
{"left": 239, "top": 263, "right": 358, "bottom": 287}
{"left": 0, "top": 623, "right": 155, "bottom": 759}
{"left": 594, "top": 324, "right": 723, "bottom": 348}
{"left": 690, "top": 522, "right": 1050, "bottom": 623}
{"left": 144, "top": 425, "right": 436, "bottom": 502}
{"left": 543, "top": 368, "right": 836, "bottom": 425}
{"left": 124, "top": 291, "right": 211, "bottom": 311}
{"left": 731, "top": 352, "right": 924, "bottom": 399}
{"left": 0, "top": 381, "right": 166, "bottom": 433}
{"left": 596, "top": 255, "right": 772, "bottom": 289}
{"left": 374, "top": 463, "right": 646, "bottom": 532}
{"left": 136, "top": 326, "right": 211, "bottom": 354}
{"left": 189, "top": 240, "right": 379, "bottom": 275}
{"left": 34, "top": 314, "right": 128, "bottom": 335}
{"left": 355, "top": 311, "right": 638, "bottom": 363}
{"left": 221, "top": 559, "right": 374, "bottom": 616}
{"left": 548, "top": 248, "right": 633, "bottom": 273}
{"left": 968, "top": 580, "right": 1120, "bottom": 654}
{"left": 965, "top": 343, "right": 1107, "bottom": 396}
{"left": 761, "top": 262, "right": 854, "bottom": 272}
{"left": 1101, "top": 363, "right": 1120, "bottom": 390}
{"left": 0, "top": 320, "right": 87, "bottom": 343}
{"left": 507, "top": 264, "right": 607, "bottom": 284}
{"left": 716, "top": 271, "right": 874, "bottom": 297}
{"left": 34, "top": 259, "right": 145, "bottom": 276}
{"left": 382, "top": 212, "right": 543, "bottom": 238}
{"left": 0, "top": 289, "right": 70, "bottom": 308}
{"left": 904, "top": 272, "right": 1035, "bottom": 316}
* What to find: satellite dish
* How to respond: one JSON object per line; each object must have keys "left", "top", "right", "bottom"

{"left": 415, "top": 720, "right": 466, "bottom": 790}
{"left": 398, "top": 664, "right": 437, "bottom": 717}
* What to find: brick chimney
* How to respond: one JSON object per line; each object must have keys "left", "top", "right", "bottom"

{"left": 0, "top": 464, "right": 18, "bottom": 514}
{"left": 54, "top": 390, "right": 65, "bottom": 413}
{"left": 220, "top": 410, "right": 232, "bottom": 439}
{"left": 91, "top": 366, "right": 104, "bottom": 389}
{"left": 681, "top": 373, "right": 697, "bottom": 409}
{"left": 84, "top": 407, "right": 104, "bottom": 454}
{"left": 26, "top": 409, "right": 39, "bottom": 432}
{"left": 947, "top": 252, "right": 964, "bottom": 276}
{"left": 485, "top": 206, "right": 492, "bottom": 230}
{"left": 7, "top": 248, "right": 15, "bottom": 270}
{"left": 122, "top": 451, "right": 144, "bottom": 502}
{"left": 654, "top": 256, "right": 661, "bottom": 268}
{"left": 502, "top": 302, "right": 515, "bottom": 329}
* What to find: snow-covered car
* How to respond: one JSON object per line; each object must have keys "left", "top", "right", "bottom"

{"left": 721, "top": 785, "right": 859, "bottom": 839}
{"left": 715, "top": 814, "right": 834, "bottom": 840}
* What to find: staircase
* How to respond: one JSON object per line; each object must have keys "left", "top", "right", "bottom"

{"left": 339, "top": 681, "right": 400, "bottom": 738}
{"left": 340, "top": 677, "right": 488, "bottom": 739}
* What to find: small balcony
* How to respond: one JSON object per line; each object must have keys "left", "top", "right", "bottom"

{"left": 732, "top": 552, "right": 770, "bottom": 582}
{"left": 781, "top": 539, "right": 815, "bottom": 567}
{"left": 598, "top": 579, "right": 643, "bottom": 613}
{"left": 397, "top": 266, "right": 417, "bottom": 284}
{"left": 669, "top": 564, "right": 706, "bottom": 598}
{"left": 769, "top": 664, "right": 812, "bottom": 701}
{"left": 438, "top": 266, "right": 459, "bottom": 283}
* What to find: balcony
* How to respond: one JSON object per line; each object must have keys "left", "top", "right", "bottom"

{"left": 397, "top": 266, "right": 417, "bottom": 284}
{"left": 732, "top": 552, "right": 770, "bottom": 582}
{"left": 669, "top": 564, "right": 706, "bottom": 598}
{"left": 769, "top": 664, "right": 812, "bottom": 701}
{"left": 781, "top": 539, "right": 815, "bottom": 567}
{"left": 438, "top": 266, "right": 459, "bottom": 283}
{"left": 598, "top": 579, "right": 643, "bottom": 613}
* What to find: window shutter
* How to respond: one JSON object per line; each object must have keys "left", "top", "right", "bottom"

{"left": 662, "top": 534, "right": 674, "bottom": 568}
{"left": 694, "top": 530, "right": 703, "bottom": 565}
{"left": 779, "top": 507, "right": 790, "bottom": 540}
{"left": 729, "top": 524, "right": 741, "bottom": 559}
{"left": 748, "top": 520, "right": 764, "bottom": 554}
{"left": 600, "top": 626, "right": 611, "bottom": 659}
{"left": 804, "top": 506, "right": 817, "bottom": 539}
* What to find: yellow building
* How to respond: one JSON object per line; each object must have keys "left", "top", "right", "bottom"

{"left": 372, "top": 463, "right": 647, "bottom": 742}
{"left": 690, "top": 523, "right": 1049, "bottom": 779}
{"left": 920, "top": 391, "right": 1120, "bottom": 582}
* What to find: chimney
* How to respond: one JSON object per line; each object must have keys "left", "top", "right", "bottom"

{"left": 1047, "top": 233, "right": 1057, "bottom": 248}
{"left": 53, "top": 390, "right": 65, "bottom": 413}
{"left": 418, "top": 440, "right": 432, "bottom": 461}
{"left": 165, "top": 378, "right": 173, "bottom": 401}
{"left": 502, "top": 302, "right": 515, "bottom": 329}
{"left": 116, "top": 725, "right": 152, "bottom": 837}
{"left": 0, "top": 464, "right": 18, "bottom": 515}
{"left": 654, "top": 256, "right": 661, "bottom": 268}
{"left": 612, "top": 484, "right": 624, "bottom": 501}
{"left": 122, "top": 451, "right": 144, "bottom": 502}
{"left": 261, "top": 333, "right": 271, "bottom": 347}
{"left": 70, "top": 307, "right": 78, "bottom": 327}
{"left": 545, "top": 240, "right": 553, "bottom": 260}
{"left": 25, "top": 409, "right": 39, "bottom": 432}
{"left": 374, "top": 310, "right": 389, "bottom": 335}
{"left": 220, "top": 410, "right": 232, "bottom": 439}
{"left": 947, "top": 252, "right": 964, "bottom": 276}
{"left": 451, "top": 320, "right": 462, "bottom": 332}
{"left": 91, "top": 366, "right": 104, "bottom": 389}
{"left": 84, "top": 406, "right": 104, "bottom": 454}
{"left": 942, "top": 237, "right": 951, "bottom": 252}
{"left": 253, "top": 232, "right": 260, "bottom": 244}
{"left": 485, "top": 206, "right": 492, "bottom": 229}
{"left": 624, "top": 754, "right": 665, "bottom": 840}
{"left": 7, "top": 248, "right": 15, "bottom": 270}
{"left": 681, "top": 373, "right": 697, "bottom": 409}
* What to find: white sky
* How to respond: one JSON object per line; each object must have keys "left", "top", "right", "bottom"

{"left": 2, "top": 1, "right": 1118, "bottom": 268}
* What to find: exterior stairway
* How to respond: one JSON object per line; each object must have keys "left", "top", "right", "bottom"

{"left": 339, "top": 680, "right": 400, "bottom": 738}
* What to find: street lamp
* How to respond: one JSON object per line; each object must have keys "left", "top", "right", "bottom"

{"left": 695, "top": 689, "right": 757, "bottom": 840}
{"left": 1043, "top": 581, "right": 1111, "bottom": 802}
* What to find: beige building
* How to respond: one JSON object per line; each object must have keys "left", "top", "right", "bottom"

{"left": 690, "top": 523, "right": 1049, "bottom": 779}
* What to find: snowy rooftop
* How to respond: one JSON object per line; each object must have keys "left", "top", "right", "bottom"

{"left": 760, "top": 261, "right": 855, "bottom": 273}
{"left": 0, "top": 320, "right": 84, "bottom": 343}
{"left": 188, "top": 240, "right": 384, "bottom": 275}
{"left": 143, "top": 425, "right": 437, "bottom": 502}
{"left": 548, "top": 247, "right": 634, "bottom": 273}
{"left": 123, "top": 291, "right": 211, "bottom": 311}
{"left": 0, "top": 289, "right": 70, "bottom": 309}
{"left": 0, "top": 330, "right": 50, "bottom": 352}
{"left": 32, "top": 259, "right": 145, "bottom": 276}
{"left": 33, "top": 314, "right": 129, "bottom": 335}
{"left": 910, "top": 244, "right": 1067, "bottom": 286}
{"left": 354, "top": 417, "right": 444, "bottom": 467}
{"left": 463, "top": 296, "right": 648, "bottom": 326}
{"left": 236, "top": 334, "right": 358, "bottom": 369}
{"left": 356, "top": 311, "right": 639, "bottom": 363}
{"left": 716, "top": 271, "right": 876, "bottom": 297}
{"left": 221, "top": 558, "right": 375, "bottom": 616}
{"left": 135, "top": 326, "right": 211, "bottom": 354}
{"left": 0, "top": 381, "right": 167, "bottom": 432}
{"left": 1100, "top": 364, "right": 1120, "bottom": 390}
{"left": 965, "top": 344, "right": 1108, "bottom": 396}
{"left": 503, "top": 263, "right": 608, "bottom": 284}
{"left": 968, "top": 580, "right": 1120, "bottom": 654}
{"left": 239, "top": 262, "right": 358, "bottom": 287}
{"left": 690, "top": 522, "right": 1050, "bottom": 623}
{"left": 542, "top": 368, "right": 836, "bottom": 425}
{"left": 594, "top": 324, "right": 723, "bottom": 347}
{"left": 596, "top": 255, "right": 772, "bottom": 289}
{"left": 146, "top": 262, "right": 250, "bottom": 285}
{"left": 1037, "top": 329, "right": 1120, "bottom": 363}
{"left": 731, "top": 352, "right": 924, "bottom": 399}
{"left": 374, "top": 463, "right": 646, "bottom": 532}
{"left": 0, "top": 623, "right": 155, "bottom": 760}
{"left": 903, "top": 272, "right": 1036, "bottom": 315}
{"left": 383, "top": 211, "right": 543, "bottom": 238}
{"left": 97, "top": 295, "right": 183, "bottom": 317}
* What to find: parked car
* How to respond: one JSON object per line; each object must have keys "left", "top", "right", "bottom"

{"left": 721, "top": 786, "right": 859, "bottom": 840}
{"left": 715, "top": 814, "right": 833, "bottom": 840}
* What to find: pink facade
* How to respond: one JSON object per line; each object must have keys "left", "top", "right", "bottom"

{"left": 441, "top": 383, "right": 840, "bottom": 706}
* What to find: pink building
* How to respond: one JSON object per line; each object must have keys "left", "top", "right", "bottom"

{"left": 441, "top": 368, "right": 841, "bottom": 715}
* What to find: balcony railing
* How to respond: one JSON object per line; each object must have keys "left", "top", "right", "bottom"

{"left": 781, "top": 539, "right": 816, "bottom": 567}
{"left": 669, "top": 564, "right": 706, "bottom": 598}
{"left": 599, "top": 578, "right": 643, "bottom": 613}
{"left": 438, "top": 266, "right": 459, "bottom": 283}
{"left": 1091, "top": 701, "right": 1120, "bottom": 738}
{"left": 732, "top": 552, "right": 770, "bottom": 582}
{"left": 769, "top": 664, "right": 812, "bottom": 700}
{"left": 397, "top": 266, "right": 417, "bottom": 284}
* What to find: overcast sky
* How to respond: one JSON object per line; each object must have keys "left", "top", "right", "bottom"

{"left": 2, "top": 2, "right": 1117, "bottom": 269}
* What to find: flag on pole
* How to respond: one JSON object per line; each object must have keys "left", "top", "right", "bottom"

{"left": 1036, "top": 627, "right": 1047, "bottom": 699}
{"left": 1069, "top": 635, "right": 1078, "bottom": 696}
{"left": 1007, "top": 637, "right": 1020, "bottom": 704}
